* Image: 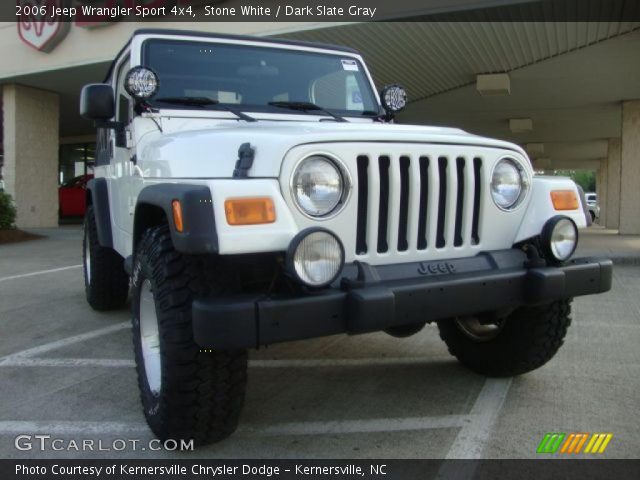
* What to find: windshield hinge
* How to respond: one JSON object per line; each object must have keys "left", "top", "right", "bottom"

{"left": 125, "top": 129, "right": 134, "bottom": 149}
{"left": 233, "top": 143, "right": 255, "bottom": 178}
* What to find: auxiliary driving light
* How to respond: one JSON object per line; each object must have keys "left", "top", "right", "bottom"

{"left": 542, "top": 216, "right": 578, "bottom": 262}
{"left": 124, "top": 66, "right": 159, "bottom": 100}
{"left": 380, "top": 84, "right": 408, "bottom": 114}
{"left": 286, "top": 228, "right": 345, "bottom": 288}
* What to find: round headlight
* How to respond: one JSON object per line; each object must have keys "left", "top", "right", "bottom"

{"left": 287, "top": 229, "right": 345, "bottom": 287}
{"left": 124, "top": 66, "right": 159, "bottom": 100}
{"left": 292, "top": 156, "right": 345, "bottom": 217}
{"left": 491, "top": 158, "right": 526, "bottom": 210}
{"left": 542, "top": 216, "right": 578, "bottom": 262}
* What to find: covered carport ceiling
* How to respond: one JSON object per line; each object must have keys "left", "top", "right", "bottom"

{"left": 282, "top": 22, "right": 640, "bottom": 168}
{"left": 4, "top": 18, "right": 640, "bottom": 162}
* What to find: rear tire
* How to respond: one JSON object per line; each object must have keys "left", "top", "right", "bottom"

{"left": 83, "top": 205, "right": 129, "bottom": 310}
{"left": 437, "top": 300, "right": 572, "bottom": 377}
{"left": 132, "top": 225, "right": 248, "bottom": 445}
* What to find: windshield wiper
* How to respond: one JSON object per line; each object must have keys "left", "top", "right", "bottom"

{"left": 268, "top": 101, "right": 348, "bottom": 123}
{"left": 153, "top": 97, "right": 256, "bottom": 122}
{"left": 154, "top": 96, "right": 217, "bottom": 106}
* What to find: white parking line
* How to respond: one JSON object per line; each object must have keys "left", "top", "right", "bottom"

{"left": 0, "top": 358, "right": 133, "bottom": 368}
{"left": 0, "top": 421, "right": 148, "bottom": 435}
{"left": 0, "top": 415, "right": 472, "bottom": 437}
{"left": 239, "top": 415, "right": 472, "bottom": 437}
{"left": 0, "top": 265, "right": 82, "bottom": 283}
{"left": 444, "top": 378, "right": 512, "bottom": 459}
{"left": 0, "top": 323, "right": 129, "bottom": 365}
{"left": 0, "top": 356, "right": 442, "bottom": 368}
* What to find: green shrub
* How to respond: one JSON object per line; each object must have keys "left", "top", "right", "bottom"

{"left": 0, "top": 191, "right": 17, "bottom": 229}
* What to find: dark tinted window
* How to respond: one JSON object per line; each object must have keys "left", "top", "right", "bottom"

{"left": 143, "top": 40, "right": 379, "bottom": 115}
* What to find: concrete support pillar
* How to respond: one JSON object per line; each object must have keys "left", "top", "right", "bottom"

{"left": 597, "top": 159, "right": 607, "bottom": 226}
{"left": 619, "top": 100, "right": 640, "bottom": 234}
{"left": 605, "top": 138, "right": 621, "bottom": 230}
{"left": 2, "top": 84, "right": 59, "bottom": 228}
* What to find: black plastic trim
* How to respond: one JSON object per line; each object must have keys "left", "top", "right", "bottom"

{"left": 86, "top": 178, "right": 113, "bottom": 248}
{"left": 192, "top": 252, "right": 613, "bottom": 350}
{"left": 135, "top": 184, "right": 217, "bottom": 254}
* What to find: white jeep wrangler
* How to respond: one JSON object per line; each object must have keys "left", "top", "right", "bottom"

{"left": 80, "top": 29, "right": 612, "bottom": 445}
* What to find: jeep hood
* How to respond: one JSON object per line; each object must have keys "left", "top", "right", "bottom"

{"left": 139, "top": 120, "right": 528, "bottom": 179}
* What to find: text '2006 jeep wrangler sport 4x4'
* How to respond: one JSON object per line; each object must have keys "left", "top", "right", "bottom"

{"left": 80, "top": 29, "right": 612, "bottom": 445}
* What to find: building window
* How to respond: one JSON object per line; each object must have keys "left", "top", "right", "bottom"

{"left": 59, "top": 143, "right": 95, "bottom": 185}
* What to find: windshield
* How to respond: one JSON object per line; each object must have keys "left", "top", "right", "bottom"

{"left": 142, "top": 39, "right": 380, "bottom": 117}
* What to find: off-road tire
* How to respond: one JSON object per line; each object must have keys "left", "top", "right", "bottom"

{"left": 385, "top": 322, "right": 427, "bottom": 338}
{"left": 83, "top": 205, "right": 129, "bottom": 310}
{"left": 437, "top": 300, "right": 572, "bottom": 377}
{"left": 132, "top": 225, "right": 248, "bottom": 445}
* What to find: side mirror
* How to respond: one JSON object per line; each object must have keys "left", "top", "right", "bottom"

{"left": 80, "top": 84, "right": 115, "bottom": 120}
{"left": 380, "top": 84, "right": 408, "bottom": 121}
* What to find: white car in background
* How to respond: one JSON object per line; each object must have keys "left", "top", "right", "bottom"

{"left": 585, "top": 192, "right": 600, "bottom": 222}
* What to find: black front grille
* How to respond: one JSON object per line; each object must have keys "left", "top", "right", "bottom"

{"left": 355, "top": 154, "right": 483, "bottom": 256}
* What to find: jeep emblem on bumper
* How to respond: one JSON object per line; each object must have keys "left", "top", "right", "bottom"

{"left": 417, "top": 262, "right": 457, "bottom": 276}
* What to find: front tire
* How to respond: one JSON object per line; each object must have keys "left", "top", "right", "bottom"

{"left": 437, "top": 300, "right": 572, "bottom": 377}
{"left": 385, "top": 322, "right": 426, "bottom": 338}
{"left": 83, "top": 205, "right": 129, "bottom": 310}
{"left": 132, "top": 225, "right": 248, "bottom": 445}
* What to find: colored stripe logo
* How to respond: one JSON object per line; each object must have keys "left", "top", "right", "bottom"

{"left": 537, "top": 433, "right": 613, "bottom": 454}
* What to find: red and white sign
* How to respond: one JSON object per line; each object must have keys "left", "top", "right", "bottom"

{"left": 17, "top": 0, "right": 71, "bottom": 53}
{"left": 17, "top": 0, "right": 203, "bottom": 53}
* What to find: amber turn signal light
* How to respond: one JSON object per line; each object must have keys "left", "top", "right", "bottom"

{"left": 550, "top": 190, "right": 579, "bottom": 211}
{"left": 225, "top": 198, "right": 276, "bottom": 225}
{"left": 172, "top": 199, "right": 184, "bottom": 232}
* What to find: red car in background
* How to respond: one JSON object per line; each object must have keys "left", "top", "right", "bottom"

{"left": 58, "top": 174, "right": 93, "bottom": 217}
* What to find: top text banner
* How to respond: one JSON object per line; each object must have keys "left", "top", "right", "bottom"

{"left": 7, "top": 0, "right": 640, "bottom": 23}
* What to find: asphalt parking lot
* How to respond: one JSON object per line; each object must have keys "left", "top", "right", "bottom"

{"left": 0, "top": 226, "right": 639, "bottom": 459}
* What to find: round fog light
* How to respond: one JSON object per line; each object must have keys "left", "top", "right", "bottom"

{"left": 542, "top": 216, "right": 578, "bottom": 262}
{"left": 287, "top": 229, "right": 345, "bottom": 287}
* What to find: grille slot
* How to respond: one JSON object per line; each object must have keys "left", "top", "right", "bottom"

{"left": 417, "top": 157, "right": 429, "bottom": 250}
{"left": 377, "top": 156, "right": 390, "bottom": 253}
{"left": 356, "top": 156, "right": 369, "bottom": 255}
{"left": 472, "top": 158, "right": 482, "bottom": 245}
{"left": 354, "top": 153, "right": 483, "bottom": 258}
{"left": 436, "top": 157, "right": 448, "bottom": 248}
{"left": 397, "top": 156, "right": 411, "bottom": 252}
{"left": 454, "top": 157, "right": 465, "bottom": 247}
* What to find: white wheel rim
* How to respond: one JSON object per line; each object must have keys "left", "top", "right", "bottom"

{"left": 455, "top": 316, "right": 503, "bottom": 342}
{"left": 140, "top": 280, "right": 162, "bottom": 395}
{"left": 84, "top": 229, "right": 91, "bottom": 284}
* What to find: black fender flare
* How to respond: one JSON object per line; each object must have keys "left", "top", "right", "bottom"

{"left": 86, "top": 178, "right": 113, "bottom": 248}
{"left": 134, "top": 184, "right": 218, "bottom": 254}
